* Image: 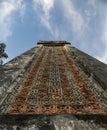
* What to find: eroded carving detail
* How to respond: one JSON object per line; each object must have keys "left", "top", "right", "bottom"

{"left": 7, "top": 46, "right": 105, "bottom": 114}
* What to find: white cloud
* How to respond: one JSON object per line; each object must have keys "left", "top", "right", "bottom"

{"left": 0, "top": 0, "right": 26, "bottom": 41}
{"left": 33, "top": 0, "right": 65, "bottom": 39}
{"left": 33, "top": 0, "right": 85, "bottom": 39}
{"left": 33, "top": 0, "right": 54, "bottom": 31}
{"left": 99, "top": 15, "right": 107, "bottom": 64}
{"left": 88, "top": 0, "right": 96, "bottom": 6}
{"left": 60, "top": 0, "right": 85, "bottom": 35}
{"left": 32, "top": 0, "right": 107, "bottom": 64}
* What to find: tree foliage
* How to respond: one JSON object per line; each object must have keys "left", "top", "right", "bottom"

{"left": 0, "top": 43, "right": 8, "bottom": 65}
{"left": 0, "top": 43, "right": 8, "bottom": 58}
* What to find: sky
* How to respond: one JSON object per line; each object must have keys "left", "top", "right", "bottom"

{"left": 0, "top": 0, "right": 107, "bottom": 64}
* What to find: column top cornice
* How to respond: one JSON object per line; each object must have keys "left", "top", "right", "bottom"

{"left": 37, "top": 40, "right": 71, "bottom": 46}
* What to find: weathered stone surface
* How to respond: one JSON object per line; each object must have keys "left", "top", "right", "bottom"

{"left": 0, "top": 41, "right": 107, "bottom": 129}
{"left": 3, "top": 45, "right": 106, "bottom": 114}
{"left": 0, "top": 46, "right": 43, "bottom": 112}
{"left": 65, "top": 45, "right": 107, "bottom": 90}
{"left": 0, "top": 115, "right": 107, "bottom": 130}
{"left": 65, "top": 45, "right": 107, "bottom": 105}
